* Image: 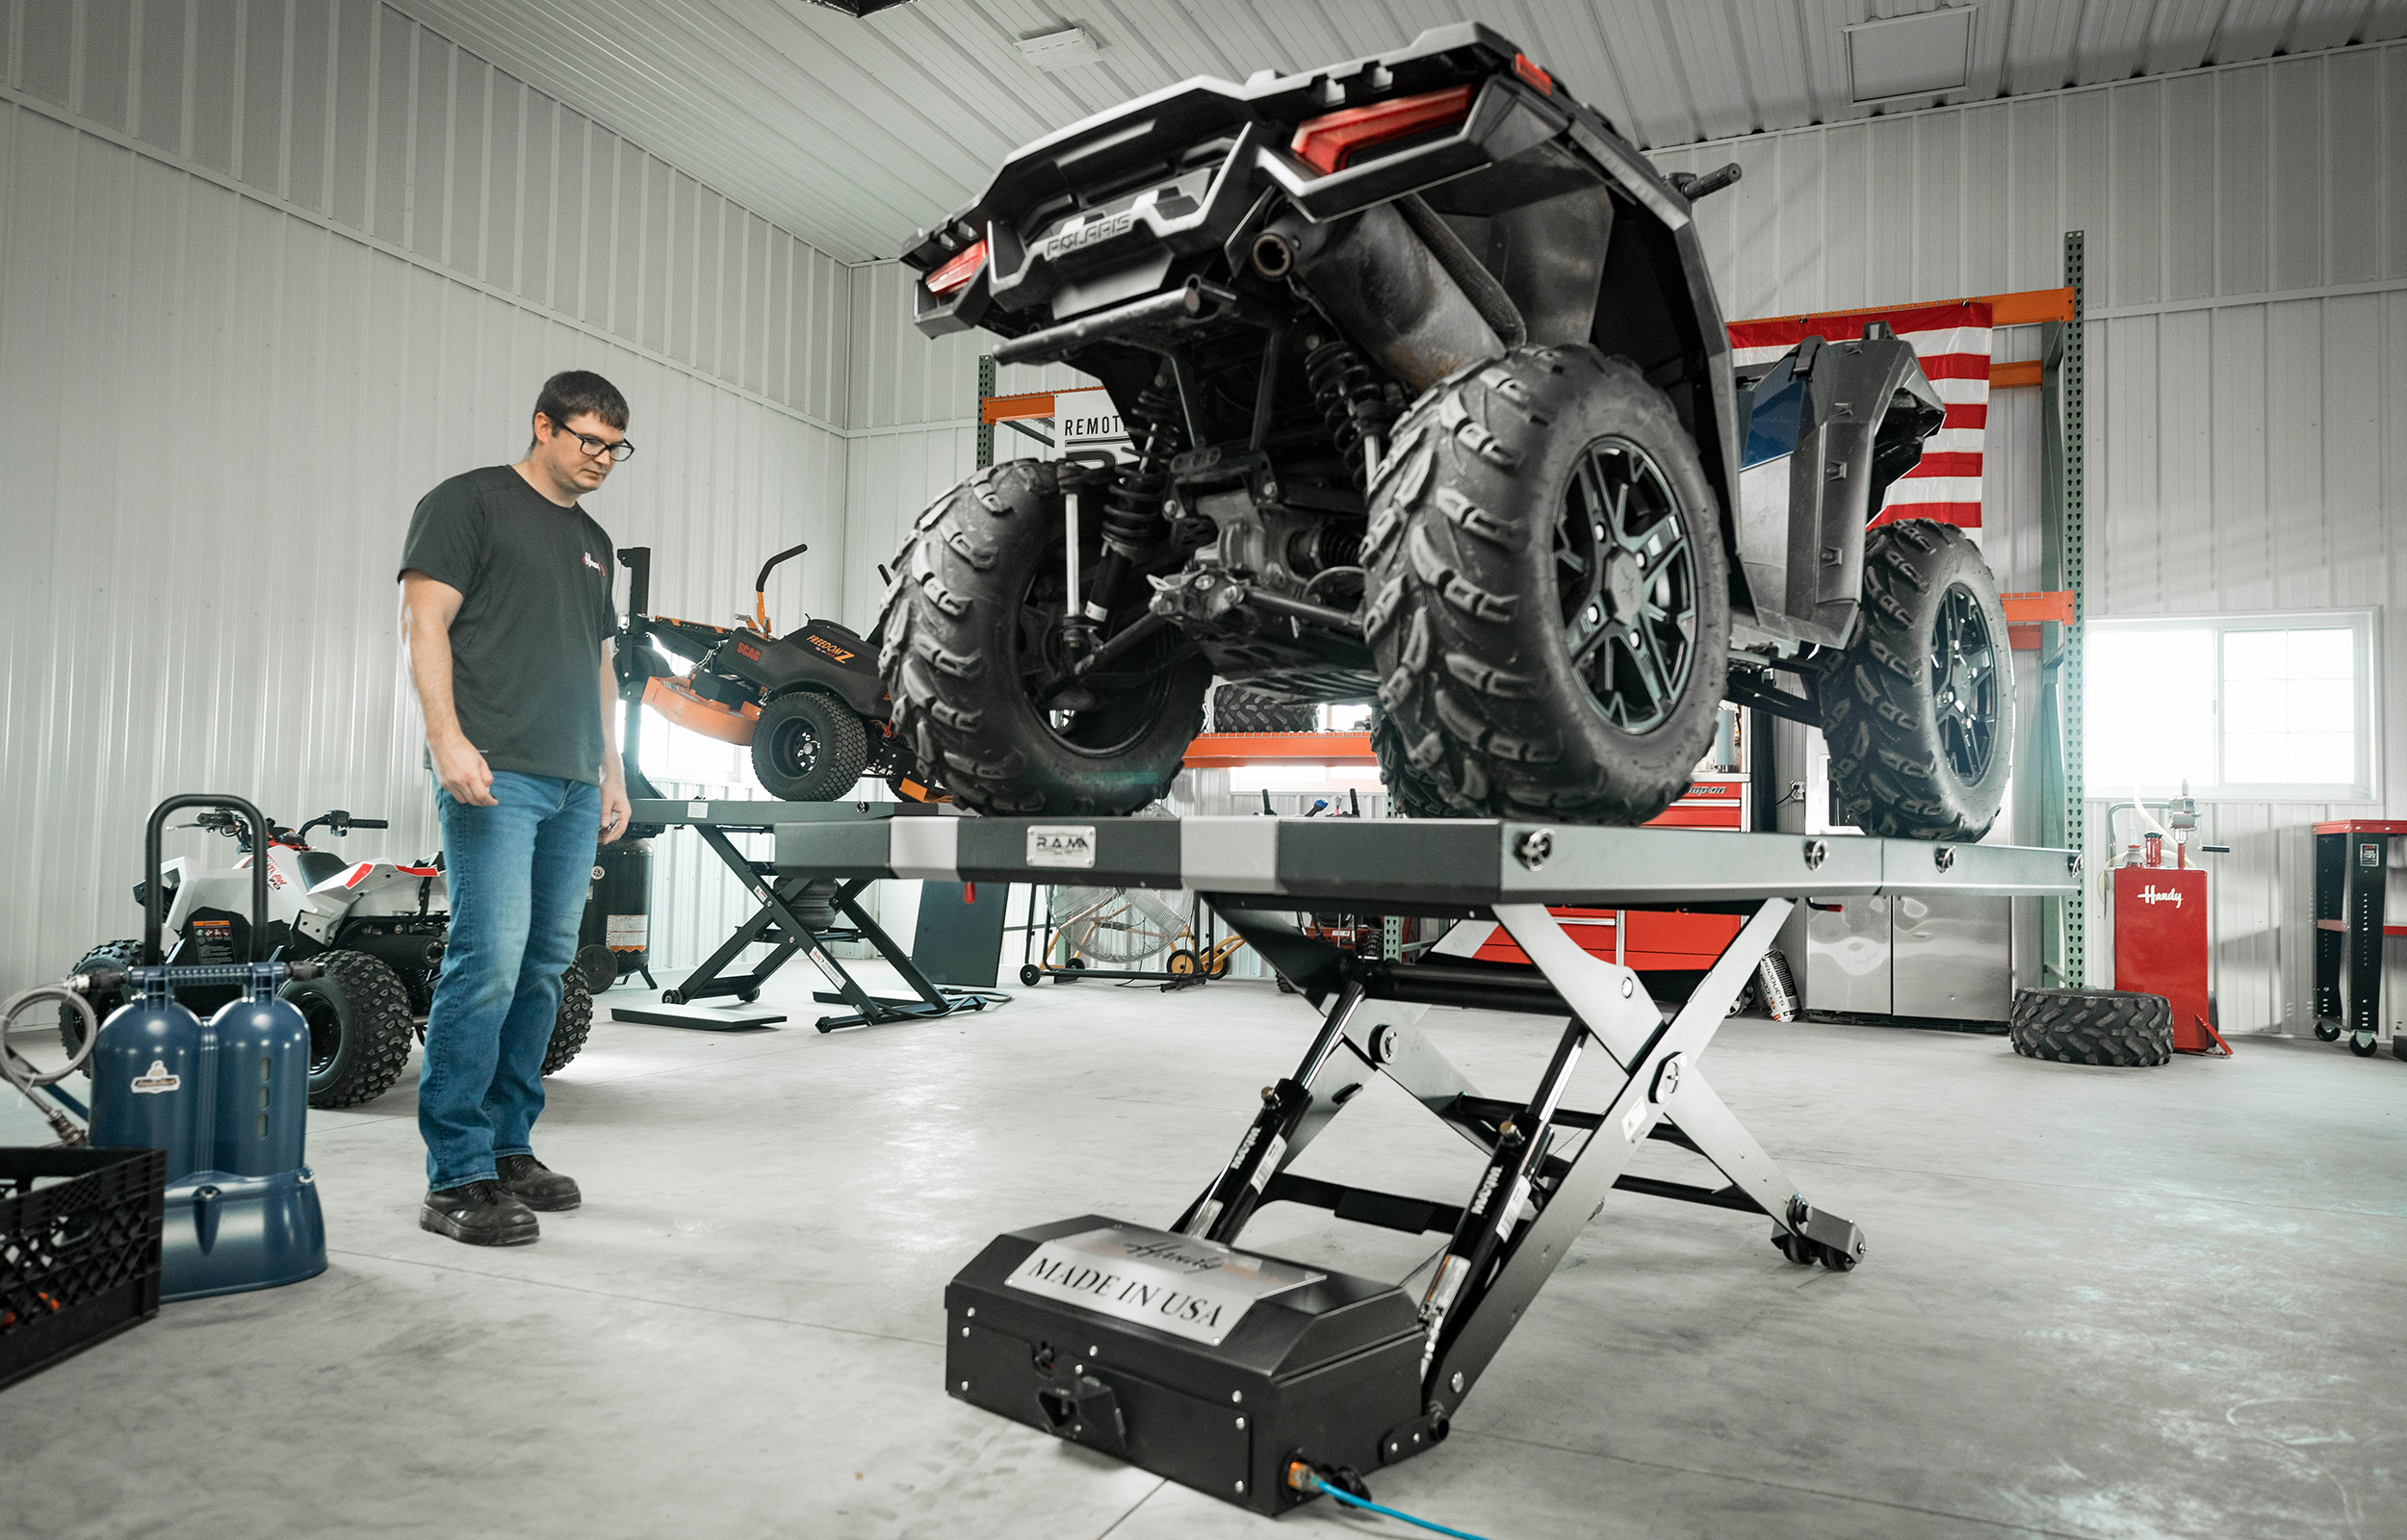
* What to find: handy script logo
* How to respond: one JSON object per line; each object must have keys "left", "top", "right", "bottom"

{"left": 2139, "top": 886, "right": 2183, "bottom": 907}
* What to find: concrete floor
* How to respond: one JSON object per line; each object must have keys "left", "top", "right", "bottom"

{"left": 4, "top": 965, "right": 2403, "bottom": 1540}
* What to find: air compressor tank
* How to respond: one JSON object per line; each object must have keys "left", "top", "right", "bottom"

{"left": 578, "top": 837, "right": 653, "bottom": 987}
{"left": 88, "top": 795, "right": 325, "bottom": 1300}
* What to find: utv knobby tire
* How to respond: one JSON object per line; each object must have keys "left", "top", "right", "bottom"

{"left": 58, "top": 938, "right": 142, "bottom": 1065}
{"left": 879, "top": 459, "right": 1211, "bottom": 815}
{"left": 1370, "top": 707, "right": 1454, "bottom": 818}
{"left": 2008, "top": 988, "right": 2172, "bottom": 1067}
{"left": 542, "top": 970, "right": 593, "bottom": 1076}
{"left": 1363, "top": 346, "right": 1730, "bottom": 824}
{"left": 752, "top": 690, "right": 869, "bottom": 802}
{"left": 1824, "top": 521, "right": 2014, "bottom": 840}
{"left": 281, "top": 949, "right": 416, "bottom": 1109}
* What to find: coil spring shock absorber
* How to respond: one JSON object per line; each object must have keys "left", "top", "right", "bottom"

{"left": 1305, "top": 336, "right": 1393, "bottom": 488}
{"left": 1075, "top": 370, "right": 1185, "bottom": 638}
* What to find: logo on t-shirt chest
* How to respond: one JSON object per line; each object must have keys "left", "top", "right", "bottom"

{"left": 582, "top": 551, "right": 605, "bottom": 574}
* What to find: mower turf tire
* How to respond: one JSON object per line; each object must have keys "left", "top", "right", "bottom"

{"left": 1823, "top": 520, "right": 2014, "bottom": 841}
{"left": 57, "top": 938, "right": 142, "bottom": 1066}
{"left": 543, "top": 970, "right": 593, "bottom": 1076}
{"left": 283, "top": 949, "right": 417, "bottom": 1109}
{"left": 2008, "top": 988, "right": 2172, "bottom": 1067}
{"left": 1361, "top": 346, "right": 1730, "bottom": 825}
{"left": 752, "top": 690, "right": 870, "bottom": 802}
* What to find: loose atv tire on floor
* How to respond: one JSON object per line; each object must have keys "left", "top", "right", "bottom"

{"left": 1211, "top": 684, "right": 1319, "bottom": 734}
{"left": 542, "top": 970, "right": 593, "bottom": 1076}
{"left": 57, "top": 938, "right": 142, "bottom": 1064}
{"left": 880, "top": 459, "right": 1211, "bottom": 815}
{"left": 2008, "top": 988, "right": 2172, "bottom": 1066}
{"left": 1824, "top": 521, "right": 2014, "bottom": 840}
{"left": 752, "top": 690, "right": 869, "bottom": 801}
{"left": 1363, "top": 346, "right": 1730, "bottom": 825}
{"left": 282, "top": 949, "right": 417, "bottom": 1108}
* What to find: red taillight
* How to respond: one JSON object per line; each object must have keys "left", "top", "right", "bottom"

{"left": 926, "top": 238, "right": 987, "bottom": 297}
{"left": 1289, "top": 84, "right": 1476, "bottom": 175}
{"left": 1513, "top": 54, "right": 1552, "bottom": 94}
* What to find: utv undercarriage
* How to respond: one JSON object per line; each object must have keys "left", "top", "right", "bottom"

{"left": 884, "top": 23, "right": 2011, "bottom": 838}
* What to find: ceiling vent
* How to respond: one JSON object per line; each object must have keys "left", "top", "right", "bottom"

{"left": 1018, "top": 25, "right": 1102, "bottom": 72}
{"left": 1845, "top": 6, "right": 1976, "bottom": 103}
{"left": 800, "top": 0, "right": 917, "bottom": 16}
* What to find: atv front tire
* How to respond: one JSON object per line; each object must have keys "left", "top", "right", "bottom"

{"left": 1824, "top": 521, "right": 2014, "bottom": 840}
{"left": 542, "top": 970, "right": 593, "bottom": 1076}
{"left": 282, "top": 949, "right": 416, "bottom": 1109}
{"left": 880, "top": 459, "right": 1211, "bottom": 815}
{"left": 58, "top": 939, "right": 142, "bottom": 1065}
{"left": 1363, "top": 346, "right": 1730, "bottom": 824}
{"left": 752, "top": 690, "right": 869, "bottom": 801}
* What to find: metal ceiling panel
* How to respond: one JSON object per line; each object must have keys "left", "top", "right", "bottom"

{"left": 383, "top": 0, "right": 2390, "bottom": 265}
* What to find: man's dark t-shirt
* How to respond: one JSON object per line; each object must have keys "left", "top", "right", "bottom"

{"left": 400, "top": 466, "right": 616, "bottom": 785}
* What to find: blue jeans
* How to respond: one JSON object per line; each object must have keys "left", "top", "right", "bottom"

{"left": 422, "top": 771, "right": 598, "bottom": 1191}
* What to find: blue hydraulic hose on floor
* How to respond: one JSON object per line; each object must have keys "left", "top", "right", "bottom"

{"left": 1318, "top": 1481, "right": 1496, "bottom": 1540}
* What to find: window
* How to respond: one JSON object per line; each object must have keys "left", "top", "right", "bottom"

{"left": 2083, "top": 612, "right": 2377, "bottom": 800}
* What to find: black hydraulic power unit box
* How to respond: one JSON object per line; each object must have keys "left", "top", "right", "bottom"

{"left": 945, "top": 1216, "right": 1432, "bottom": 1515}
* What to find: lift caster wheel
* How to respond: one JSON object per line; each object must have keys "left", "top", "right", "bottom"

{"left": 662, "top": 989, "right": 686, "bottom": 1005}
{"left": 2316, "top": 1020, "right": 2342, "bottom": 1041}
{"left": 2350, "top": 1032, "right": 2379, "bottom": 1058}
{"left": 1773, "top": 1231, "right": 1815, "bottom": 1266}
{"left": 738, "top": 989, "right": 761, "bottom": 1004}
{"left": 1020, "top": 964, "right": 1043, "bottom": 987}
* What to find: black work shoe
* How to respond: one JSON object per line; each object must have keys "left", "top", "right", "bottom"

{"left": 421, "top": 1180, "right": 539, "bottom": 1246}
{"left": 496, "top": 1153, "right": 582, "bottom": 1212}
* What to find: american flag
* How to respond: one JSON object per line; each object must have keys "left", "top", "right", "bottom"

{"left": 1725, "top": 300, "right": 1993, "bottom": 534}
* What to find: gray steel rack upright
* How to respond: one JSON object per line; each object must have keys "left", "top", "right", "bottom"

{"left": 773, "top": 811, "right": 2081, "bottom": 1515}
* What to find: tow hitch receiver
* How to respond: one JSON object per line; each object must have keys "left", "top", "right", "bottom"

{"left": 945, "top": 1217, "right": 1429, "bottom": 1516}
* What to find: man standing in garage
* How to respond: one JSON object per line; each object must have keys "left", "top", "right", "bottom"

{"left": 397, "top": 371, "right": 634, "bottom": 1246}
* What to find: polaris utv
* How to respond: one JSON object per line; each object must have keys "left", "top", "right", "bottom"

{"left": 884, "top": 23, "right": 2010, "bottom": 837}
{"left": 619, "top": 542, "right": 935, "bottom": 802}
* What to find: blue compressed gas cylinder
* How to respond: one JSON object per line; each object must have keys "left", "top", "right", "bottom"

{"left": 89, "top": 962, "right": 326, "bottom": 1300}
{"left": 209, "top": 988, "right": 309, "bottom": 1176}
{"left": 88, "top": 973, "right": 210, "bottom": 1182}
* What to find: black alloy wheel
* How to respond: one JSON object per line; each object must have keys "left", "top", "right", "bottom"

{"left": 1932, "top": 582, "right": 2000, "bottom": 783}
{"left": 1018, "top": 560, "right": 1181, "bottom": 758}
{"left": 1556, "top": 437, "right": 1702, "bottom": 734}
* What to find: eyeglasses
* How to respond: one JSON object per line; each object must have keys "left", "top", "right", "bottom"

{"left": 549, "top": 422, "right": 634, "bottom": 463}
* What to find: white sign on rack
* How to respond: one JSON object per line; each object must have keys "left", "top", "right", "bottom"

{"left": 1052, "top": 386, "right": 1133, "bottom": 464}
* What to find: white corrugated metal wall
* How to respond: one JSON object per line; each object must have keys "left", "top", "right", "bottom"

{"left": 1656, "top": 40, "right": 2407, "bottom": 1031}
{"left": 0, "top": 0, "right": 853, "bottom": 986}
{"left": 840, "top": 41, "right": 2406, "bottom": 1032}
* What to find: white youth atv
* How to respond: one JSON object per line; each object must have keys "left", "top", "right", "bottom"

{"left": 61, "top": 808, "right": 591, "bottom": 1108}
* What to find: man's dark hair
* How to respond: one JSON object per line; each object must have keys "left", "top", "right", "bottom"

{"left": 531, "top": 370, "right": 629, "bottom": 441}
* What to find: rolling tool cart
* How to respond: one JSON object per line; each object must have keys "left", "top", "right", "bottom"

{"left": 773, "top": 812, "right": 2078, "bottom": 1515}
{"left": 2312, "top": 820, "right": 2407, "bottom": 1058}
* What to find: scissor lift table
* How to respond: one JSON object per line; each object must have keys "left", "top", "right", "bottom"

{"left": 775, "top": 811, "right": 2079, "bottom": 1514}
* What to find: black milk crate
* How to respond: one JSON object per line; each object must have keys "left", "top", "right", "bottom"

{"left": 1, "top": 1145, "right": 167, "bottom": 1392}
